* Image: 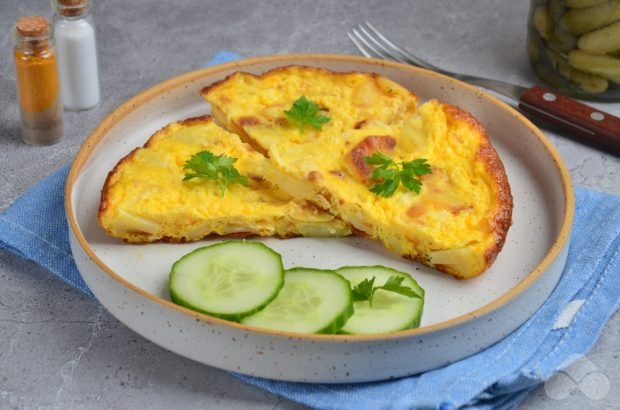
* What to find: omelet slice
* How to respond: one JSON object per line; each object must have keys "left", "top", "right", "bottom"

{"left": 203, "top": 66, "right": 512, "bottom": 278}
{"left": 270, "top": 101, "right": 512, "bottom": 279}
{"left": 98, "top": 116, "right": 351, "bottom": 243}
{"left": 202, "top": 66, "right": 419, "bottom": 152}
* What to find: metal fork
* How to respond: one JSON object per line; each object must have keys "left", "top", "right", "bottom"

{"left": 349, "top": 22, "right": 525, "bottom": 101}
{"left": 348, "top": 21, "right": 620, "bottom": 155}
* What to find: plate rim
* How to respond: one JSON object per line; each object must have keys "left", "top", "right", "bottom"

{"left": 65, "top": 53, "right": 575, "bottom": 341}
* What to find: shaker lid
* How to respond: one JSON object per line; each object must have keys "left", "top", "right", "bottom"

{"left": 55, "top": 0, "right": 90, "bottom": 17}
{"left": 15, "top": 16, "right": 50, "bottom": 37}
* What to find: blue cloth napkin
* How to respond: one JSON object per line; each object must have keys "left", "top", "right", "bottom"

{"left": 2, "top": 51, "right": 620, "bottom": 410}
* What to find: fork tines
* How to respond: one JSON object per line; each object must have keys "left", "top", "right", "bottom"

{"left": 348, "top": 21, "right": 436, "bottom": 71}
{"left": 348, "top": 22, "right": 408, "bottom": 63}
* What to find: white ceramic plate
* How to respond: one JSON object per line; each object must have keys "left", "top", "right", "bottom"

{"left": 66, "top": 54, "right": 574, "bottom": 383}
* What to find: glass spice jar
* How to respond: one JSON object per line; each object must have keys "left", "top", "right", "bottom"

{"left": 13, "top": 16, "right": 64, "bottom": 145}
{"left": 527, "top": 0, "right": 620, "bottom": 101}
{"left": 52, "top": 0, "right": 101, "bottom": 110}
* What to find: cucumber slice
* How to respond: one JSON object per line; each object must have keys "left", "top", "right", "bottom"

{"left": 169, "top": 240, "right": 284, "bottom": 321}
{"left": 241, "top": 268, "right": 354, "bottom": 334}
{"left": 337, "top": 266, "right": 424, "bottom": 335}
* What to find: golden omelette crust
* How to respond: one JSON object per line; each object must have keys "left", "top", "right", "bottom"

{"left": 99, "top": 115, "right": 212, "bottom": 226}
{"left": 201, "top": 65, "right": 419, "bottom": 154}
{"left": 99, "top": 147, "right": 136, "bottom": 223}
{"left": 98, "top": 115, "right": 351, "bottom": 243}
{"left": 201, "top": 65, "right": 418, "bottom": 101}
{"left": 335, "top": 105, "right": 512, "bottom": 279}
{"left": 97, "top": 115, "right": 244, "bottom": 243}
{"left": 430, "top": 104, "right": 512, "bottom": 278}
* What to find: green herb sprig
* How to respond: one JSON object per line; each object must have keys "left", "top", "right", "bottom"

{"left": 284, "top": 96, "right": 330, "bottom": 132}
{"left": 352, "top": 275, "right": 421, "bottom": 307}
{"left": 183, "top": 151, "right": 249, "bottom": 196}
{"left": 364, "top": 152, "right": 431, "bottom": 198}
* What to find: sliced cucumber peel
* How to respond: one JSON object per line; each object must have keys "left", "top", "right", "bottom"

{"left": 168, "top": 241, "right": 425, "bottom": 335}
{"left": 337, "top": 265, "right": 425, "bottom": 335}
{"left": 241, "top": 267, "right": 354, "bottom": 334}
{"left": 169, "top": 240, "right": 284, "bottom": 321}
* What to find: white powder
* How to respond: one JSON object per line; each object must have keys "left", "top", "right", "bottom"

{"left": 55, "top": 18, "right": 100, "bottom": 110}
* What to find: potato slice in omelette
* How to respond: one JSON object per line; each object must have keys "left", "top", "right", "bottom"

{"left": 203, "top": 68, "right": 512, "bottom": 279}
{"left": 98, "top": 116, "right": 351, "bottom": 243}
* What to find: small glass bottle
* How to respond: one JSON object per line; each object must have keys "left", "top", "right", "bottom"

{"left": 52, "top": 0, "right": 101, "bottom": 110}
{"left": 13, "top": 16, "right": 64, "bottom": 145}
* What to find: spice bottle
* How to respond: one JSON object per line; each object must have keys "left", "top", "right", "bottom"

{"left": 13, "top": 16, "right": 64, "bottom": 145}
{"left": 52, "top": 0, "right": 101, "bottom": 110}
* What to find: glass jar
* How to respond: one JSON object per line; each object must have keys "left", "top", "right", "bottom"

{"left": 52, "top": 0, "right": 101, "bottom": 110}
{"left": 13, "top": 16, "right": 64, "bottom": 145}
{"left": 527, "top": 0, "right": 620, "bottom": 101}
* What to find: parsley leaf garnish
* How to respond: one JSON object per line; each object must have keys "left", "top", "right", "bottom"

{"left": 351, "top": 275, "right": 421, "bottom": 307}
{"left": 363, "top": 152, "right": 431, "bottom": 198}
{"left": 351, "top": 277, "right": 376, "bottom": 304}
{"left": 183, "top": 151, "right": 249, "bottom": 196}
{"left": 284, "top": 96, "right": 330, "bottom": 132}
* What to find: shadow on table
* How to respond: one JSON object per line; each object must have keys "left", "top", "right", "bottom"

{"left": 0, "top": 125, "right": 23, "bottom": 148}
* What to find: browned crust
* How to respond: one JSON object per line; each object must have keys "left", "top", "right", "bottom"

{"left": 307, "top": 171, "right": 322, "bottom": 182}
{"left": 97, "top": 115, "right": 214, "bottom": 230}
{"left": 208, "top": 103, "right": 269, "bottom": 156}
{"left": 98, "top": 147, "right": 139, "bottom": 222}
{"left": 347, "top": 135, "right": 396, "bottom": 181}
{"left": 200, "top": 65, "right": 419, "bottom": 103}
{"left": 236, "top": 116, "right": 261, "bottom": 127}
{"left": 442, "top": 103, "right": 513, "bottom": 272}
{"left": 177, "top": 114, "right": 213, "bottom": 126}
{"left": 354, "top": 119, "right": 368, "bottom": 129}
{"left": 121, "top": 231, "right": 304, "bottom": 245}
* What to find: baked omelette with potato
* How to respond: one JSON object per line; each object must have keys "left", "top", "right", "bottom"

{"left": 98, "top": 115, "right": 351, "bottom": 243}
{"left": 203, "top": 66, "right": 513, "bottom": 279}
{"left": 203, "top": 66, "right": 419, "bottom": 152}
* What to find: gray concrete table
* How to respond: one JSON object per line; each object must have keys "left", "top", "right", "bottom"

{"left": 1, "top": 0, "right": 619, "bottom": 408}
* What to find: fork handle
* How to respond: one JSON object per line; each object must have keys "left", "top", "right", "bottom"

{"left": 518, "top": 85, "right": 620, "bottom": 156}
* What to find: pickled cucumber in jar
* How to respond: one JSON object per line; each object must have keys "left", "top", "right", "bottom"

{"left": 527, "top": 0, "right": 620, "bottom": 100}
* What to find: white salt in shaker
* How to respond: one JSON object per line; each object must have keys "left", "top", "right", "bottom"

{"left": 52, "top": 0, "right": 100, "bottom": 110}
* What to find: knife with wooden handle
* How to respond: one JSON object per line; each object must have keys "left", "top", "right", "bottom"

{"left": 518, "top": 86, "right": 620, "bottom": 155}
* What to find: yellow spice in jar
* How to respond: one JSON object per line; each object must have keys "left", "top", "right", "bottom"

{"left": 14, "top": 47, "right": 60, "bottom": 113}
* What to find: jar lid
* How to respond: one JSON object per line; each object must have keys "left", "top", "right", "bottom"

{"left": 15, "top": 16, "right": 50, "bottom": 37}
{"left": 54, "top": 0, "right": 91, "bottom": 17}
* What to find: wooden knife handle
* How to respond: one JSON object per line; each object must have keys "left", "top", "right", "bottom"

{"left": 518, "top": 85, "right": 620, "bottom": 155}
